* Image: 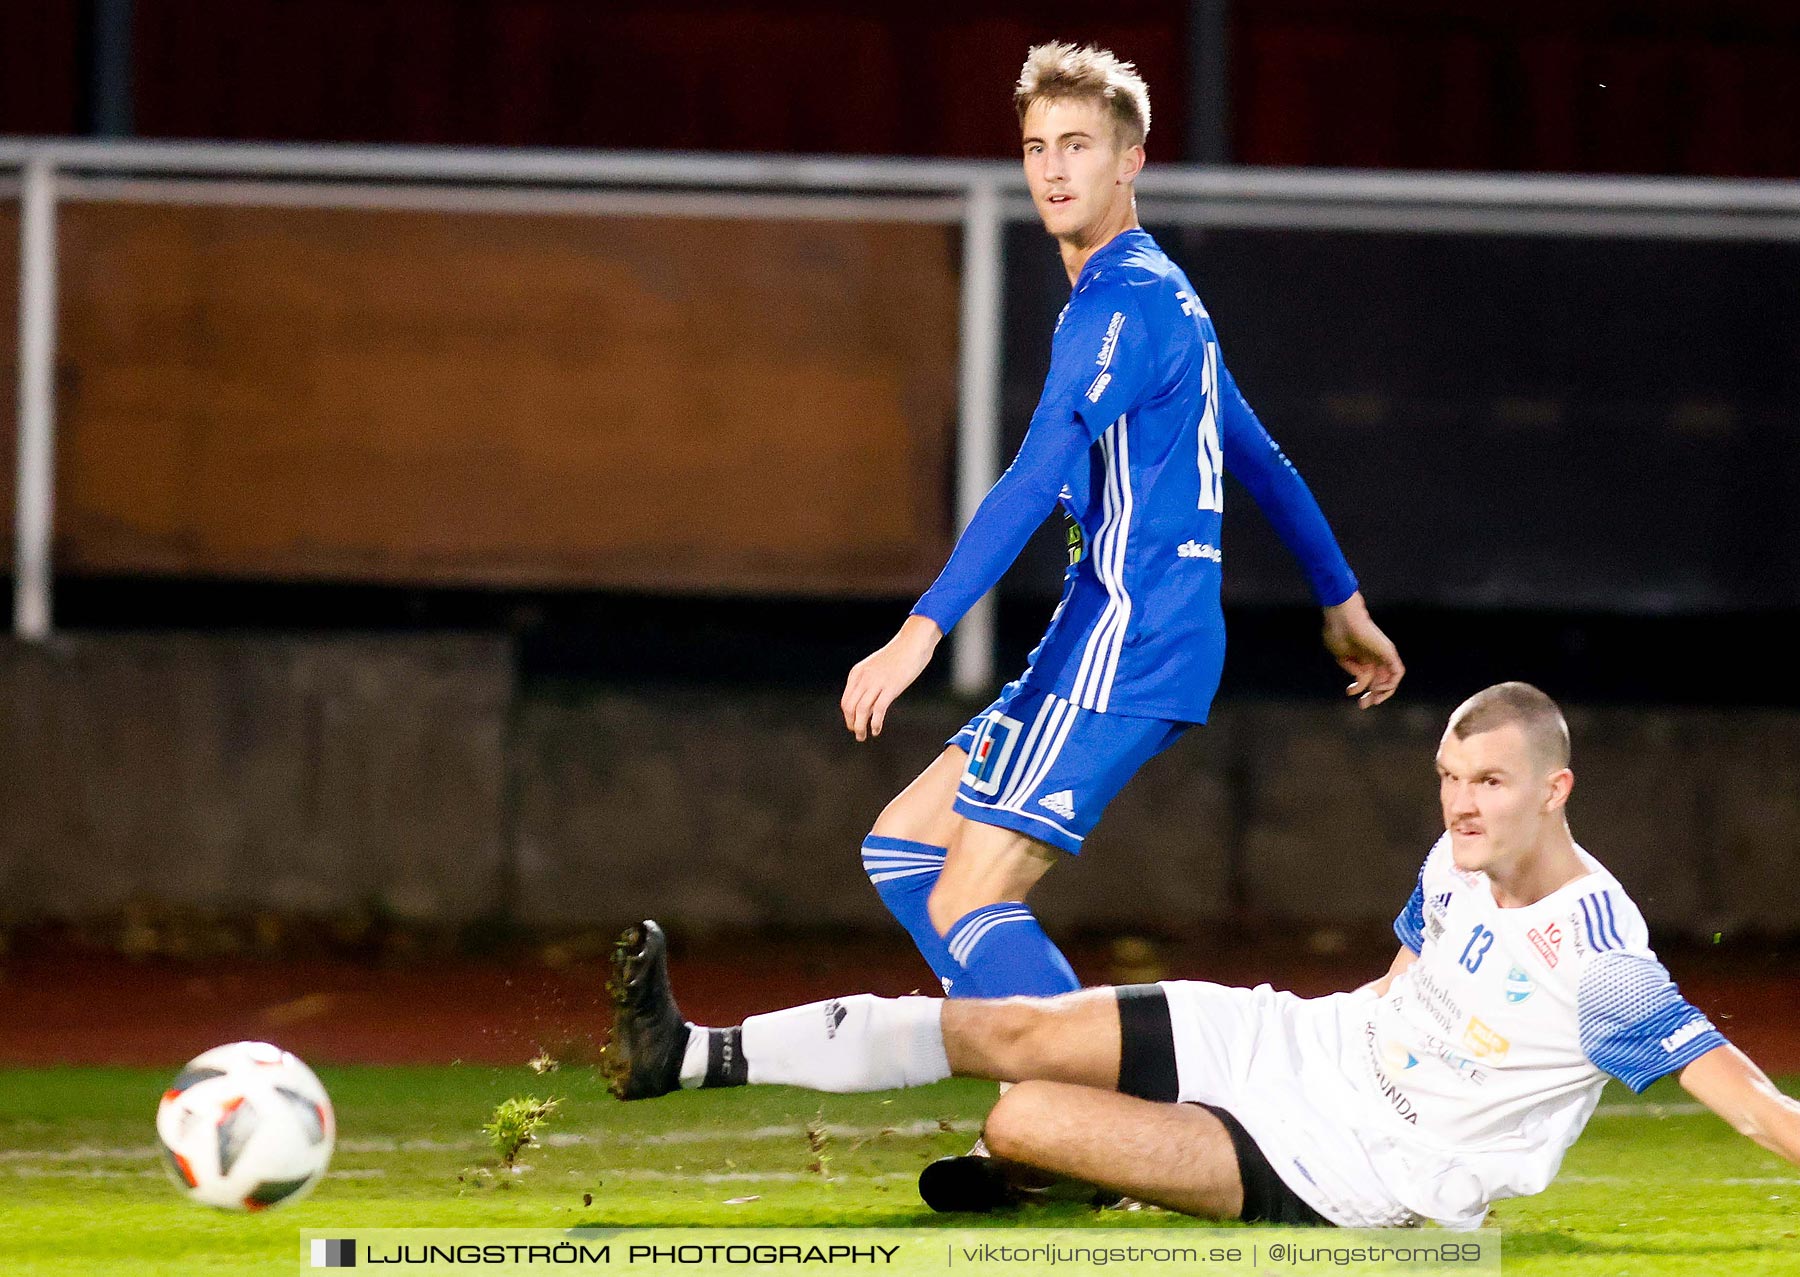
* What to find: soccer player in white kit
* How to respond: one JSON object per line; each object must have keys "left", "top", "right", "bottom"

{"left": 607, "top": 683, "right": 1800, "bottom": 1226}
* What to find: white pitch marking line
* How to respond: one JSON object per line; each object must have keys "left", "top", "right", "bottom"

{"left": 0, "top": 1119, "right": 981, "bottom": 1164}
{"left": 1591, "top": 1102, "right": 1709, "bottom": 1118}
{"left": 3, "top": 1166, "right": 386, "bottom": 1180}
{"left": 1559, "top": 1174, "right": 1798, "bottom": 1186}
{"left": 588, "top": 1170, "right": 919, "bottom": 1184}
{"left": 550, "top": 1119, "right": 981, "bottom": 1147}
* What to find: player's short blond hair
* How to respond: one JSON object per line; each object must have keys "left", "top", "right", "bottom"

{"left": 1014, "top": 42, "right": 1150, "bottom": 149}
{"left": 1447, "top": 682, "right": 1571, "bottom": 772}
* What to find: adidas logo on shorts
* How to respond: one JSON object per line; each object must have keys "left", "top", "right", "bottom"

{"left": 1038, "top": 790, "right": 1076, "bottom": 820}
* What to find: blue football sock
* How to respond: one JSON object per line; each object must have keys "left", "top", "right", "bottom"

{"left": 862, "top": 836, "right": 965, "bottom": 996}
{"left": 945, "top": 902, "right": 1080, "bottom": 998}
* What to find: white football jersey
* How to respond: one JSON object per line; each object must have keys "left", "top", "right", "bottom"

{"left": 1357, "top": 835, "right": 1725, "bottom": 1224}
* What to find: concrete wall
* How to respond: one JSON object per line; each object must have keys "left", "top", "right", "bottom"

{"left": 0, "top": 635, "right": 512, "bottom": 922}
{"left": 511, "top": 687, "right": 1800, "bottom": 940}
{"left": 2, "top": 635, "right": 1796, "bottom": 940}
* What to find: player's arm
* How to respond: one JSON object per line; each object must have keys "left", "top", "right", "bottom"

{"left": 842, "top": 287, "right": 1151, "bottom": 740}
{"left": 1358, "top": 863, "right": 1427, "bottom": 996}
{"left": 1216, "top": 358, "right": 1403, "bottom": 708}
{"left": 1679, "top": 1043, "right": 1800, "bottom": 1167}
{"left": 840, "top": 416, "right": 1081, "bottom": 739}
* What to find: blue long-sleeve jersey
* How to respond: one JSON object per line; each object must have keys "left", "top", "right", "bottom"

{"left": 914, "top": 229, "right": 1358, "bottom": 723}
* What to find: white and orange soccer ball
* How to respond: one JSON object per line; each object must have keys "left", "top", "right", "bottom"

{"left": 154, "top": 1041, "right": 335, "bottom": 1211}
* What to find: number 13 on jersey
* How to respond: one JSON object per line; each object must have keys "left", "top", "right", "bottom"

{"left": 1461, "top": 925, "right": 1496, "bottom": 973}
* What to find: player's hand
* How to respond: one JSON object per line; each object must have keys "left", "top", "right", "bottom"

{"left": 842, "top": 615, "right": 943, "bottom": 741}
{"left": 1322, "top": 591, "right": 1404, "bottom": 709}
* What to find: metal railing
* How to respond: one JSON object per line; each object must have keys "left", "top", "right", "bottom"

{"left": 8, "top": 138, "right": 1800, "bottom": 689}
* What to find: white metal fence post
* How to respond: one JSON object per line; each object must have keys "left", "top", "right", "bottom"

{"left": 950, "top": 179, "right": 1004, "bottom": 696}
{"left": 14, "top": 156, "right": 59, "bottom": 642}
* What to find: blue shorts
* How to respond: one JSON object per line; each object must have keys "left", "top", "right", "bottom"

{"left": 948, "top": 681, "right": 1190, "bottom": 855}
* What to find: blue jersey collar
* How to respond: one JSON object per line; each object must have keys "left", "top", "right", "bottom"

{"left": 1075, "top": 228, "right": 1154, "bottom": 289}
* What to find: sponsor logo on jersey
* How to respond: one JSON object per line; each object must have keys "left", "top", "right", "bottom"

{"left": 1095, "top": 310, "right": 1126, "bottom": 367}
{"left": 1527, "top": 923, "right": 1562, "bottom": 967}
{"left": 1416, "top": 1032, "right": 1490, "bottom": 1086}
{"left": 1054, "top": 303, "right": 1071, "bottom": 333}
{"left": 1038, "top": 790, "right": 1076, "bottom": 820}
{"left": 1412, "top": 967, "right": 1463, "bottom": 1035}
{"left": 1177, "top": 288, "right": 1208, "bottom": 319}
{"left": 1660, "top": 1017, "right": 1715, "bottom": 1054}
{"left": 1085, "top": 313, "right": 1127, "bottom": 402}
{"left": 1504, "top": 966, "right": 1535, "bottom": 1003}
{"left": 1176, "top": 540, "right": 1222, "bottom": 562}
{"left": 1380, "top": 1038, "right": 1419, "bottom": 1072}
{"left": 1363, "top": 1024, "right": 1420, "bottom": 1125}
{"left": 1463, "top": 1017, "right": 1511, "bottom": 1060}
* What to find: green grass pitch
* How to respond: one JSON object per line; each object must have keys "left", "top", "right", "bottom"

{"left": 2, "top": 1065, "right": 1796, "bottom": 1275}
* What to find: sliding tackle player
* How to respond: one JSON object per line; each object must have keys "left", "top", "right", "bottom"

{"left": 611, "top": 684, "right": 1800, "bottom": 1226}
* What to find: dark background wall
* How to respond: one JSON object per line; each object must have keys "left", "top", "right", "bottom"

{"left": 3, "top": 3, "right": 1796, "bottom": 936}
{"left": 4, "top": 634, "right": 1794, "bottom": 942}
{"left": 7, "top": 2, "right": 1800, "bottom": 176}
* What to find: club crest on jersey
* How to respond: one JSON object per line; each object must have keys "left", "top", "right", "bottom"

{"left": 1504, "top": 966, "right": 1535, "bottom": 1003}
{"left": 963, "top": 712, "right": 1023, "bottom": 797}
{"left": 1528, "top": 923, "right": 1562, "bottom": 967}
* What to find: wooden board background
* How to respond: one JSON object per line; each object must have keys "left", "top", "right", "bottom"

{"left": 4, "top": 202, "right": 958, "bottom": 593}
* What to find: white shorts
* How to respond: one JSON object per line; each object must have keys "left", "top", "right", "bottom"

{"left": 1160, "top": 980, "right": 1485, "bottom": 1229}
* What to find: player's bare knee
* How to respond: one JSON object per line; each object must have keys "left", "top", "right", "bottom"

{"left": 868, "top": 797, "right": 925, "bottom": 844}
{"left": 869, "top": 751, "right": 963, "bottom": 847}
{"left": 981, "top": 1080, "right": 1058, "bottom": 1162}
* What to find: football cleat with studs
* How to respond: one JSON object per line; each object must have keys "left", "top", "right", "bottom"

{"left": 603, "top": 920, "right": 690, "bottom": 1101}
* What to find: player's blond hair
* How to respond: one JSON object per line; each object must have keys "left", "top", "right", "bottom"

{"left": 1014, "top": 42, "right": 1151, "bottom": 149}
{"left": 1447, "top": 682, "right": 1571, "bottom": 771}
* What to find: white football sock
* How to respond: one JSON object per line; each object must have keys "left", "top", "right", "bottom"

{"left": 740, "top": 995, "right": 950, "bottom": 1092}
{"left": 678, "top": 1023, "right": 710, "bottom": 1089}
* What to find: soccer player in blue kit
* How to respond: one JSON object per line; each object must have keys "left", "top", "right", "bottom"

{"left": 840, "top": 43, "right": 1405, "bottom": 1002}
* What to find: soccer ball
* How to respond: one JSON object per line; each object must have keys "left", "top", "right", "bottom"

{"left": 154, "top": 1041, "right": 335, "bottom": 1211}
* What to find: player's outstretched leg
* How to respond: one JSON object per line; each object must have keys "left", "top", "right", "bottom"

{"left": 602, "top": 921, "right": 690, "bottom": 1100}
{"left": 604, "top": 921, "right": 1125, "bottom": 1099}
